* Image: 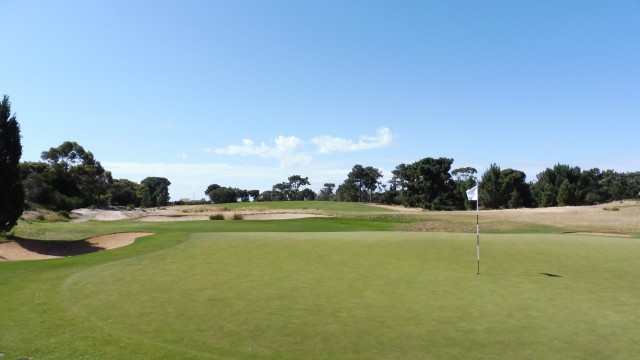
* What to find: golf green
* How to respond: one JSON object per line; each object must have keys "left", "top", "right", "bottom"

{"left": 2, "top": 231, "right": 638, "bottom": 359}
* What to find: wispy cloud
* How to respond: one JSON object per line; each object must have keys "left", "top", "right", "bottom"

{"left": 209, "top": 127, "right": 394, "bottom": 167}
{"left": 212, "top": 135, "right": 311, "bottom": 167}
{"left": 311, "top": 127, "right": 393, "bottom": 154}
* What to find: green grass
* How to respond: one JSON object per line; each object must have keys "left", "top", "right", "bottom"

{"left": 2, "top": 206, "right": 640, "bottom": 359}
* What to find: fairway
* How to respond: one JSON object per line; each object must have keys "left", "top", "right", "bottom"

{"left": 2, "top": 230, "right": 640, "bottom": 359}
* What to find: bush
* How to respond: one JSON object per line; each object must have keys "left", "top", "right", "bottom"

{"left": 209, "top": 214, "right": 225, "bottom": 220}
{"left": 232, "top": 213, "right": 243, "bottom": 220}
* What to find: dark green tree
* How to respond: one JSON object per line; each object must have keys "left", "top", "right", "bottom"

{"left": 258, "top": 190, "right": 283, "bottom": 201}
{"left": 480, "top": 163, "right": 502, "bottom": 209}
{"left": 317, "top": 183, "right": 336, "bottom": 201}
{"left": 362, "top": 166, "right": 383, "bottom": 202}
{"left": 139, "top": 177, "right": 171, "bottom": 207}
{"left": 341, "top": 165, "right": 382, "bottom": 202}
{"left": 205, "top": 184, "right": 239, "bottom": 204}
{"left": 0, "top": 96, "right": 24, "bottom": 232}
{"left": 452, "top": 166, "right": 478, "bottom": 209}
{"left": 336, "top": 178, "right": 360, "bottom": 202}
{"left": 299, "top": 188, "right": 316, "bottom": 200}
{"left": 248, "top": 190, "right": 260, "bottom": 201}
{"left": 500, "top": 169, "right": 533, "bottom": 208}
{"left": 288, "top": 175, "right": 310, "bottom": 200}
{"left": 272, "top": 182, "right": 291, "bottom": 200}
{"left": 395, "top": 157, "right": 464, "bottom": 210}
{"left": 237, "top": 189, "right": 250, "bottom": 202}
{"left": 531, "top": 164, "right": 581, "bottom": 207}
{"left": 39, "top": 141, "right": 112, "bottom": 209}
{"left": 557, "top": 179, "right": 576, "bottom": 206}
{"left": 108, "top": 179, "right": 141, "bottom": 207}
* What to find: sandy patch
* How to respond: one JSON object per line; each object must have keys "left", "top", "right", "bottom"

{"left": 137, "top": 213, "right": 331, "bottom": 221}
{"left": 138, "top": 215, "right": 210, "bottom": 222}
{"left": 368, "top": 204, "right": 424, "bottom": 212}
{"left": 243, "top": 213, "right": 332, "bottom": 220}
{"left": 571, "top": 232, "right": 633, "bottom": 238}
{"left": 71, "top": 208, "right": 181, "bottom": 222}
{"left": 0, "top": 232, "right": 153, "bottom": 261}
{"left": 70, "top": 208, "right": 329, "bottom": 222}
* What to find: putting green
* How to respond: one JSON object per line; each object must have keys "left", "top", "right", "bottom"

{"left": 44, "top": 232, "right": 640, "bottom": 359}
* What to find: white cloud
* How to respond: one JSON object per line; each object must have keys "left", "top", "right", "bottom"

{"left": 311, "top": 127, "right": 393, "bottom": 154}
{"left": 212, "top": 135, "right": 311, "bottom": 167}
{"left": 208, "top": 127, "right": 393, "bottom": 168}
{"left": 214, "top": 136, "right": 305, "bottom": 157}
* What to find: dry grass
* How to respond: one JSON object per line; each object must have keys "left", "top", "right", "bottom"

{"left": 379, "top": 200, "right": 640, "bottom": 235}
{"left": 20, "top": 209, "right": 75, "bottom": 223}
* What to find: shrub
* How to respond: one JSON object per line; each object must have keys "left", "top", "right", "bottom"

{"left": 209, "top": 214, "right": 225, "bottom": 220}
{"left": 232, "top": 213, "right": 243, "bottom": 220}
{"left": 603, "top": 207, "right": 620, "bottom": 211}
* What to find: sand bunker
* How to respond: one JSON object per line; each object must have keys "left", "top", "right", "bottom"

{"left": 70, "top": 208, "right": 330, "bottom": 222}
{"left": 572, "top": 232, "right": 632, "bottom": 238}
{"left": 242, "top": 213, "right": 331, "bottom": 220}
{"left": 0, "top": 232, "right": 153, "bottom": 261}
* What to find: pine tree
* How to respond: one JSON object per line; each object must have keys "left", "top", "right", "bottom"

{"left": 0, "top": 96, "right": 24, "bottom": 232}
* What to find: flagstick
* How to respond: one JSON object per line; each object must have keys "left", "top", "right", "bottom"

{"left": 476, "top": 184, "right": 480, "bottom": 275}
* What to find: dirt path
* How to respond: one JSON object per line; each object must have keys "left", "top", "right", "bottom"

{"left": 0, "top": 232, "right": 153, "bottom": 261}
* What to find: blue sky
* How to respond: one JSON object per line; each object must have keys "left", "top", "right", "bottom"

{"left": 3, "top": 1, "right": 639, "bottom": 200}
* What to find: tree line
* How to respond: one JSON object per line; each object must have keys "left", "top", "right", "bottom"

{"left": 19, "top": 141, "right": 172, "bottom": 211}
{"left": 2, "top": 95, "right": 639, "bottom": 233}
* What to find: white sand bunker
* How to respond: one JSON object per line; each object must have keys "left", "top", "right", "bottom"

{"left": 0, "top": 232, "right": 153, "bottom": 261}
{"left": 70, "top": 208, "right": 331, "bottom": 222}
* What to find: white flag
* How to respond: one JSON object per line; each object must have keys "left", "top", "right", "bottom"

{"left": 466, "top": 185, "right": 478, "bottom": 201}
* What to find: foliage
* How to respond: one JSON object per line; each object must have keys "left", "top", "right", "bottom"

{"left": 139, "top": 177, "right": 171, "bottom": 207}
{"left": 317, "top": 183, "right": 336, "bottom": 201}
{"left": 21, "top": 141, "right": 113, "bottom": 211}
{"left": 287, "top": 175, "right": 310, "bottom": 200}
{"left": 336, "top": 178, "right": 359, "bottom": 202}
{"left": 258, "top": 190, "right": 283, "bottom": 202}
{"left": 452, "top": 166, "right": 477, "bottom": 209}
{"left": 108, "top": 179, "right": 141, "bottom": 207}
{"left": 209, "top": 214, "right": 225, "bottom": 220}
{"left": 480, "top": 165, "right": 534, "bottom": 209}
{"left": 205, "top": 184, "right": 247, "bottom": 203}
{"left": 338, "top": 165, "right": 383, "bottom": 202}
{"left": 299, "top": 188, "right": 316, "bottom": 200}
{"left": 480, "top": 163, "right": 502, "bottom": 209}
{"left": 0, "top": 95, "right": 24, "bottom": 232}
{"left": 41, "top": 141, "right": 112, "bottom": 207}
{"left": 394, "top": 157, "right": 464, "bottom": 210}
{"left": 232, "top": 213, "right": 243, "bottom": 220}
{"left": 262, "top": 175, "right": 313, "bottom": 201}
{"left": 531, "top": 164, "right": 640, "bottom": 207}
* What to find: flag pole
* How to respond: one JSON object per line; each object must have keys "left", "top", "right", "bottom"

{"left": 476, "top": 183, "right": 480, "bottom": 275}
{"left": 466, "top": 183, "right": 480, "bottom": 275}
